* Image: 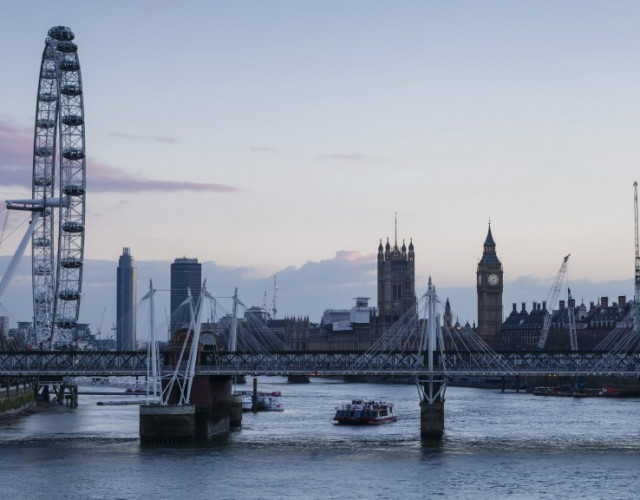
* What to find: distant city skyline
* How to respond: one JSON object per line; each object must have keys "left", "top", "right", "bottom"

{"left": 0, "top": 2, "right": 638, "bottom": 336}
{"left": 0, "top": 249, "right": 633, "bottom": 344}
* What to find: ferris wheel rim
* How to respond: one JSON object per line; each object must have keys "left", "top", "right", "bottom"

{"left": 31, "top": 26, "right": 86, "bottom": 349}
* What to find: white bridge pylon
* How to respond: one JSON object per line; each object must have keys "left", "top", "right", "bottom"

{"left": 417, "top": 277, "right": 447, "bottom": 405}
{"left": 139, "top": 281, "right": 289, "bottom": 406}
{"left": 158, "top": 281, "right": 208, "bottom": 405}
{"left": 350, "top": 276, "right": 513, "bottom": 401}
{"left": 353, "top": 277, "right": 511, "bottom": 373}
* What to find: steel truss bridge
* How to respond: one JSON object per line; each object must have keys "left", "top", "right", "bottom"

{"left": 0, "top": 350, "right": 639, "bottom": 379}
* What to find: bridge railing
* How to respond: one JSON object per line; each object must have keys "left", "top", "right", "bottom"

{"left": 0, "top": 350, "right": 638, "bottom": 377}
{"left": 0, "top": 351, "right": 148, "bottom": 376}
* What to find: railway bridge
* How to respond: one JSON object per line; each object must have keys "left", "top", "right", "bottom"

{"left": 0, "top": 349, "right": 639, "bottom": 379}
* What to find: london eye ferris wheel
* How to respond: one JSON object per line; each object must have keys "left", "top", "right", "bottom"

{"left": 6, "top": 26, "right": 86, "bottom": 349}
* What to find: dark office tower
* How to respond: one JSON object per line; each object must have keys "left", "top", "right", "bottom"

{"left": 116, "top": 247, "right": 137, "bottom": 350}
{"left": 170, "top": 257, "right": 202, "bottom": 335}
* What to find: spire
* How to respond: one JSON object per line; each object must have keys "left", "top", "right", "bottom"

{"left": 479, "top": 221, "right": 501, "bottom": 265}
{"left": 484, "top": 220, "right": 496, "bottom": 248}
{"left": 394, "top": 212, "right": 398, "bottom": 248}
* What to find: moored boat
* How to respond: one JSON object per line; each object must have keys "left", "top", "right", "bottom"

{"left": 239, "top": 391, "right": 284, "bottom": 412}
{"left": 333, "top": 399, "right": 397, "bottom": 425}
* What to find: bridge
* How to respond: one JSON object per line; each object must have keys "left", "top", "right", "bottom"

{"left": 1, "top": 349, "right": 638, "bottom": 378}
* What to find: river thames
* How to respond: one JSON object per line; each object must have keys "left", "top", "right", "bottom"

{"left": 0, "top": 377, "right": 639, "bottom": 499}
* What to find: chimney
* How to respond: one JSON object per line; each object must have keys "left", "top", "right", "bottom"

{"left": 521, "top": 302, "right": 527, "bottom": 313}
{"left": 619, "top": 296, "right": 626, "bottom": 308}
{"left": 601, "top": 296, "right": 609, "bottom": 308}
{"left": 542, "top": 301, "right": 547, "bottom": 311}
{"left": 559, "top": 300, "right": 566, "bottom": 311}
{"left": 512, "top": 303, "right": 517, "bottom": 314}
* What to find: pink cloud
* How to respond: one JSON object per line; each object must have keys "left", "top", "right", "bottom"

{"left": 0, "top": 119, "right": 238, "bottom": 194}
{"left": 335, "top": 250, "right": 374, "bottom": 263}
{"left": 87, "top": 159, "right": 238, "bottom": 193}
{"left": 0, "top": 121, "right": 33, "bottom": 189}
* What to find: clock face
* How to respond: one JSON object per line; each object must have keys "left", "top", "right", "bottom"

{"left": 488, "top": 273, "right": 500, "bottom": 286}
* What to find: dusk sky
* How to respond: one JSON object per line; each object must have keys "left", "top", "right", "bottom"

{"left": 0, "top": 1, "right": 638, "bottom": 339}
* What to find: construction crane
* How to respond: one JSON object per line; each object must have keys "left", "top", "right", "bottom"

{"left": 537, "top": 254, "right": 571, "bottom": 350}
{"left": 96, "top": 306, "right": 107, "bottom": 338}
{"left": 634, "top": 181, "right": 640, "bottom": 335}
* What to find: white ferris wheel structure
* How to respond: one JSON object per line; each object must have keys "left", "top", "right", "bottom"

{"left": 2, "top": 26, "right": 86, "bottom": 349}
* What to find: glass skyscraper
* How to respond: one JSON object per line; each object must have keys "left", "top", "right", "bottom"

{"left": 170, "top": 257, "right": 202, "bottom": 336}
{"left": 116, "top": 247, "right": 137, "bottom": 350}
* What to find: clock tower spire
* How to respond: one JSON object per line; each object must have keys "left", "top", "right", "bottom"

{"left": 477, "top": 222, "right": 503, "bottom": 348}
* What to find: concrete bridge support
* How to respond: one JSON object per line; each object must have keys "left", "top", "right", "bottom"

{"left": 420, "top": 399, "right": 444, "bottom": 440}
{"left": 58, "top": 382, "right": 78, "bottom": 407}
{"left": 229, "top": 393, "right": 243, "bottom": 428}
{"left": 140, "top": 404, "right": 196, "bottom": 444}
{"left": 140, "top": 375, "right": 237, "bottom": 443}
{"left": 419, "top": 377, "right": 445, "bottom": 440}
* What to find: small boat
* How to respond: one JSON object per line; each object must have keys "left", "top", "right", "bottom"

{"left": 239, "top": 391, "right": 284, "bottom": 412}
{"left": 333, "top": 399, "right": 397, "bottom": 425}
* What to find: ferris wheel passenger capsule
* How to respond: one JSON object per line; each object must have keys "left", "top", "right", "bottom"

{"left": 48, "top": 26, "right": 74, "bottom": 41}
{"left": 56, "top": 41, "right": 77, "bottom": 53}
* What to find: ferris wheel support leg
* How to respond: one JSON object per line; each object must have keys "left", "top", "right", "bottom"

{"left": 0, "top": 213, "right": 40, "bottom": 304}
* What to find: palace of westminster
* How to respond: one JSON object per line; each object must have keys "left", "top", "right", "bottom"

{"left": 257, "top": 224, "right": 633, "bottom": 353}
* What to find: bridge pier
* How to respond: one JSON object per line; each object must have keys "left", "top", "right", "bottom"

{"left": 57, "top": 382, "right": 78, "bottom": 407}
{"left": 35, "top": 383, "right": 50, "bottom": 402}
{"left": 140, "top": 404, "right": 196, "bottom": 444}
{"left": 420, "top": 399, "right": 444, "bottom": 440}
{"left": 229, "top": 393, "right": 243, "bottom": 428}
{"left": 140, "top": 375, "right": 237, "bottom": 443}
{"left": 417, "top": 376, "right": 446, "bottom": 441}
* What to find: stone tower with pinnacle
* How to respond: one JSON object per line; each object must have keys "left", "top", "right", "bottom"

{"left": 377, "top": 215, "right": 416, "bottom": 325}
{"left": 476, "top": 222, "right": 503, "bottom": 348}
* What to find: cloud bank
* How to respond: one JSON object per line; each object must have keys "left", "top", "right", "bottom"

{"left": 0, "top": 119, "right": 238, "bottom": 193}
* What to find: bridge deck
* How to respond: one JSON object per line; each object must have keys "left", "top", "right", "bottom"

{"left": 0, "top": 350, "right": 638, "bottom": 378}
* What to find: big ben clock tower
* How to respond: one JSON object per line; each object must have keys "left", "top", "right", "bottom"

{"left": 477, "top": 223, "right": 503, "bottom": 348}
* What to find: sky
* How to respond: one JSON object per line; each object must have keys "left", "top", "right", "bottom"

{"left": 0, "top": 1, "right": 638, "bottom": 340}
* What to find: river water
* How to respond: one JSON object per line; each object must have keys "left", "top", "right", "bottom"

{"left": 0, "top": 377, "right": 639, "bottom": 499}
